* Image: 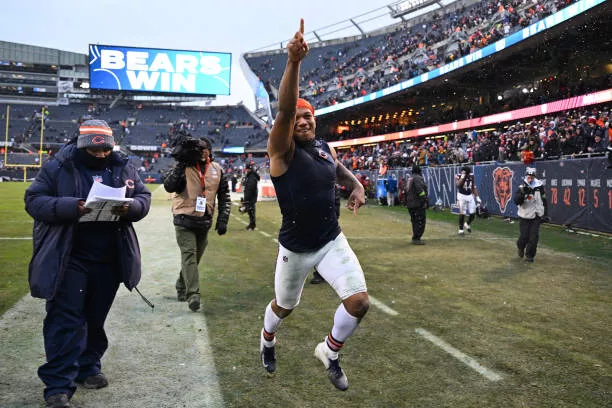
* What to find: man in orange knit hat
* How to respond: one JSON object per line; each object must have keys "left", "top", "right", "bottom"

{"left": 259, "top": 19, "right": 369, "bottom": 391}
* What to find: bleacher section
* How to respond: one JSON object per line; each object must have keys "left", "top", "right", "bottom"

{"left": 1, "top": 103, "right": 269, "bottom": 150}
{"left": 245, "top": 0, "right": 576, "bottom": 109}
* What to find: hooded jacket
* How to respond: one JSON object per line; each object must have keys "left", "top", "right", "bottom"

{"left": 24, "top": 142, "right": 151, "bottom": 300}
{"left": 514, "top": 176, "right": 547, "bottom": 219}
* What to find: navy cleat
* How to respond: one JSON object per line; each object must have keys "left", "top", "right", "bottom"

{"left": 314, "top": 341, "right": 349, "bottom": 391}
{"left": 260, "top": 329, "right": 276, "bottom": 373}
{"left": 261, "top": 345, "right": 276, "bottom": 373}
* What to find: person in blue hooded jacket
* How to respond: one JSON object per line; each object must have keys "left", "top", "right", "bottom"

{"left": 24, "top": 119, "right": 151, "bottom": 408}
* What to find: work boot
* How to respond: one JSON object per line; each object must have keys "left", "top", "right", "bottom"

{"left": 76, "top": 373, "right": 108, "bottom": 389}
{"left": 310, "top": 270, "right": 325, "bottom": 284}
{"left": 188, "top": 294, "right": 200, "bottom": 311}
{"left": 46, "top": 393, "right": 70, "bottom": 408}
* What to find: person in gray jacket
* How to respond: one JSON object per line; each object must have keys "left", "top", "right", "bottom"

{"left": 404, "top": 165, "right": 428, "bottom": 244}
{"left": 513, "top": 167, "right": 549, "bottom": 262}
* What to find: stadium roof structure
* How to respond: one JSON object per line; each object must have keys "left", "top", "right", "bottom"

{"left": 245, "top": 0, "right": 467, "bottom": 54}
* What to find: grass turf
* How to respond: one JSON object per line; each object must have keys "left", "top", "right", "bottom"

{"left": 1, "top": 183, "right": 610, "bottom": 407}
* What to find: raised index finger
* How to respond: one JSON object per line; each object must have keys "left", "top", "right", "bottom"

{"left": 300, "top": 18, "right": 304, "bottom": 35}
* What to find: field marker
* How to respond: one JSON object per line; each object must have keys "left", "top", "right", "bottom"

{"left": 231, "top": 214, "right": 249, "bottom": 225}
{"left": 415, "top": 328, "right": 503, "bottom": 382}
{"left": 369, "top": 296, "right": 399, "bottom": 316}
{"left": 0, "top": 237, "right": 31, "bottom": 240}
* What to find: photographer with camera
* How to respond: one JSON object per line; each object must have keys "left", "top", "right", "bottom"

{"left": 164, "top": 133, "right": 231, "bottom": 311}
{"left": 513, "top": 167, "right": 549, "bottom": 263}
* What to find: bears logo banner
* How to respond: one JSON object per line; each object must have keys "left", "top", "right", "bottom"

{"left": 492, "top": 167, "right": 514, "bottom": 213}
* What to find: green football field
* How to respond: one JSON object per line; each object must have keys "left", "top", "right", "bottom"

{"left": 1, "top": 182, "right": 610, "bottom": 407}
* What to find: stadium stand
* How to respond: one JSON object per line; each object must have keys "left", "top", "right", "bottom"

{"left": 245, "top": 0, "right": 579, "bottom": 109}
{"left": 1, "top": 0, "right": 609, "bottom": 186}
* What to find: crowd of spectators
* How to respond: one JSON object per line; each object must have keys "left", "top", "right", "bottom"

{"left": 247, "top": 0, "right": 576, "bottom": 108}
{"left": 335, "top": 106, "right": 611, "bottom": 172}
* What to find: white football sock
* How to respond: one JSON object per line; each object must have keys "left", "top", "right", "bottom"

{"left": 262, "top": 301, "right": 283, "bottom": 347}
{"left": 330, "top": 303, "right": 359, "bottom": 345}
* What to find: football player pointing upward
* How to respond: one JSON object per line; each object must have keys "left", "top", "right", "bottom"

{"left": 455, "top": 165, "right": 481, "bottom": 234}
{"left": 259, "top": 18, "right": 369, "bottom": 391}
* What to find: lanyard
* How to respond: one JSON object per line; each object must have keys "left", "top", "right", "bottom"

{"left": 195, "top": 161, "right": 209, "bottom": 193}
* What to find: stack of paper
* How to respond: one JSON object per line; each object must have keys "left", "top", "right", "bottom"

{"left": 80, "top": 182, "right": 134, "bottom": 222}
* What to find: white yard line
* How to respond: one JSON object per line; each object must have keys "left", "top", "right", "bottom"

{"left": 369, "top": 295, "right": 399, "bottom": 316}
{"left": 415, "top": 328, "right": 503, "bottom": 382}
{"left": 0, "top": 237, "right": 31, "bottom": 240}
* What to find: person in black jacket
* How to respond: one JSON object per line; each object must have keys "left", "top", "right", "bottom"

{"left": 24, "top": 119, "right": 151, "bottom": 408}
{"left": 164, "top": 135, "right": 231, "bottom": 311}
{"left": 242, "top": 161, "right": 260, "bottom": 230}
{"left": 404, "top": 165, "right": 429, "bottom": 244}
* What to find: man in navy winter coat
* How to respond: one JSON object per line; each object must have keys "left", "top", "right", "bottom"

{"left": 24, "top": 119, "right": 151, "bottom": 408}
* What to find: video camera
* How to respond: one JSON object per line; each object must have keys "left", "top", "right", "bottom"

{"left": 170, "top": 131, "right": 212, "bottom": 166}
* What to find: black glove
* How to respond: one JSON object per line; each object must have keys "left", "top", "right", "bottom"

{"left": 540, "top": 215, "right": 551, "bottom": 224}
{"left": 215, "top": 222, "right": 227, "bottom": 235}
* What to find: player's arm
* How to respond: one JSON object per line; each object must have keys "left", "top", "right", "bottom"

{"left": 455, "top": 173, "right": 466, "bottom": 188}
{"left": 267, "top": 19, "right": 309, "bottom": 175}
{"left": 472, "top": 181, "right": 482, "bottom": 204}
{"left": 331, "top": 146, "right": 365, "bottom": 215}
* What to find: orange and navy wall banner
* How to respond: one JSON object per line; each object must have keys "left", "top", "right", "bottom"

{"left": 422, "top": 157, "right": 611, "bottom": 234}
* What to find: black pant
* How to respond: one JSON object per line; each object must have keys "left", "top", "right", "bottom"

{"left": 408, "top": 208, "right": 426, "bottom": 240}
{"left": 244, "top": 200, "right": 256, "bottom": 226}
{"left": 517, "top": 217, "right": 541, "bottom": 259}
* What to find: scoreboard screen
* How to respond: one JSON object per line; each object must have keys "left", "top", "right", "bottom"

{"left": 89, "top": 44, "right": 231, "bottom": 96}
